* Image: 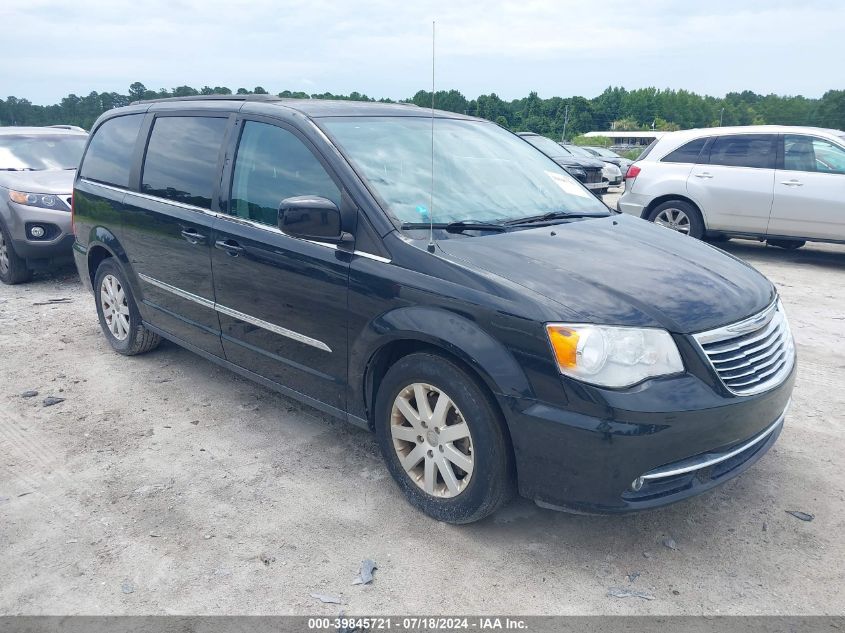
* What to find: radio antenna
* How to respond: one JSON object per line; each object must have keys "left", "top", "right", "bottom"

{"left": 427, "top": 20, "right": 436, "bottom": 253}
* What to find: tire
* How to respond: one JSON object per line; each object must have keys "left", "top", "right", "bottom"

{"left": 94, "top": 258, "right": 161, "bottom": 356}
{"left": 767, "top": 239, "right": 805, "bottom": 250}
{"left": 0, "top": 221, "right": 33, "bottom": 285}
{"left": 374, "top": 352, "right": 514, "bottom": 524}
{"left": 647, "top": 199, "right": 705, "bottom": 239}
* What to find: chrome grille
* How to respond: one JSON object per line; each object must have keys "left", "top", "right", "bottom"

{"left": 693, "top": 301, "right": 795, "bottom": 396}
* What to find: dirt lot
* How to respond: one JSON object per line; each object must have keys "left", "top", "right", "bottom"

{"left": 2, "top": 207, "right": 844, "bottom": 615}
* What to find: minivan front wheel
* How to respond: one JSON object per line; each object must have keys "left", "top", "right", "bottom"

{"left": 374, "top": 353, "right": 513, "bottom": 523}
{"left": 648, "top": 200, "right": 704, "bottom": 239}
{"left": 94, "top": 258, "right": 161, "bottom": 356}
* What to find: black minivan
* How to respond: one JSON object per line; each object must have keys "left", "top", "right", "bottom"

{"left": 71, "top": 96, "right": 795, "bottom": 523}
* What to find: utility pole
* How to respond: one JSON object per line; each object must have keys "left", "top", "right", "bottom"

{"left": 720, "top": 108, "right": 725, "bottom": 126}
{"left": 561, "top": 104, "right": 569, "bottom": 141}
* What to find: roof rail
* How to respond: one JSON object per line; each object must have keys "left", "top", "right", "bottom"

{"left": 130, "top": 94, "right": 283, "bottom": 105}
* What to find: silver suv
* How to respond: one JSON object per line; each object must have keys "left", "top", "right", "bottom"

{"left": 618, "top": 125, "right": 845, "bottom": 249}
{"left": 0, "top": 127, "right": 87, "bottom": 284}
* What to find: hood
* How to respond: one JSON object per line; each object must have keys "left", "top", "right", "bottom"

{"left": 0, "top": 169, "right": 76, "bottom": 195}
{"left": 436, "top": 214, "right": 775, "bottom": 333}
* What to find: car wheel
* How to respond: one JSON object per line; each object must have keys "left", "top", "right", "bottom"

{"left": 648, "top": 200, "right": 704, "bottom": 239}
{"left": 767, "top": 239, "right": 805, "bottom": 250}
{"left": 374, "top": 352, "right": 514, "bottom": 523}
{"left": 94, "top": 258, "right": 161, "bottom": 356}
{"left": 0, "top": 222, "right": 33, "bottom": 285}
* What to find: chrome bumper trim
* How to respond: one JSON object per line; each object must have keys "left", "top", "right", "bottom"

{"left": 631, "top": 400, "right": 790, "bottom": 491}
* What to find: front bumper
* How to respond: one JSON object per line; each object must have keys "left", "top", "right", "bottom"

{"left": 500, "top": 363, "right": 795, "bottom": 513}
{"left": 4, "top": 201, "right": 74, "bottom": 262}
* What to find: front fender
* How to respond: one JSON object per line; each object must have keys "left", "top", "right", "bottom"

{"left": 349, "top": 305, "right": 534, "bottom": 423}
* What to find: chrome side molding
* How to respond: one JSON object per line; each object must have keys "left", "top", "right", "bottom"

{"left": 138, "top": 273, "right": 332, "bottom": 353}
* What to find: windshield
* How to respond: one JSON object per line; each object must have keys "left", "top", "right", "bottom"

{"left": 0, "top": 134, "right": 87, "bottom": 171}
{"left": 589, "top": 147, "right": 618, "bottom": 158}
{"left": 322, "top": 117, "right": 608, "bottom": 225}
{"left": 564, "top": 144, "right": 595, "bottom": 158}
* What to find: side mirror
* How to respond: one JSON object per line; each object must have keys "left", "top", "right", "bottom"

{"left": 278, "top": 196, "right": 347, "bottom": 243}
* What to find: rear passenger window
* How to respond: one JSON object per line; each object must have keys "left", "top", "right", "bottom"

{"left": 661, "top": 138, "right": 708, "bottom": 163}
{"left": 229, "top": 121, "right": 341, "bottom": 226}
{"left": 708, "top": 134, "right": 776, "bottom": 169}
{"left": 80, "top": 114, "right": 143, "bottom": 187}
{"left": 141, "top": 116, "right": 228, "bottom": 209}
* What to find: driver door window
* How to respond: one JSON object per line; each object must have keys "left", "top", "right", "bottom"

{"left": 229, "top": 121, "right": 341, "bottom": 226}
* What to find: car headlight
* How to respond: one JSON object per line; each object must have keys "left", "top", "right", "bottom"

{"left": 565, "top": 166, "right": 586, "bottom": 179}
{"left": 9, "top": 190, "right": 63, "bottom": 210}
{"left": 546, "top": 323, "right": 684, "bottom": 388}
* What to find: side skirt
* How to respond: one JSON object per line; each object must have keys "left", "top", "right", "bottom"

{"left": 143, "top": 321, "right": 370, "bottom": 431}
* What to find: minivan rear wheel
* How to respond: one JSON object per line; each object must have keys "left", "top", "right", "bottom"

{"left": 648, "top": 200, "right": 704, "bottom": 239}
{"left": 94, "top": 258, "right": 161, "bottom": 356}
{"left": 0, "top": 222, "right": 33, "bottom": 285}
{"left": 374, "top": 352, "right": 514, "bottom": 523}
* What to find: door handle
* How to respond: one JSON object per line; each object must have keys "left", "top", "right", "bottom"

{"left": 215, "top": 239, "right": 245, "bottom": 256}
{"left": 694, "top": 172, "right": 713, "bottom": 179}
{"left": 180, "top": 228, "right": 206, "bottom": 245}
{"left": 781, "top": 179, "right": 803, "bottom": 187}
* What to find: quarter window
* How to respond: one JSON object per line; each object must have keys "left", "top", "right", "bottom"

{"left": 708, "top": 134, "right": 776, "bottom": 169}
{"left": 229, "top": 121, "right": 341, "bottom": 226}
{"left": 141, "top": 116, "right": 228, "bottom": 209}
{"left": 784, "top": 135, "right": 845, "bottom": 174}
{"left": 661, "top": 137, "right": 708, "bottom": 164}
{"left": 80, "top": 114, "right": 144, "bottom": 187}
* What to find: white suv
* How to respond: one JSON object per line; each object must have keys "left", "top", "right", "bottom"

{"left": 618, "top": 125, "right": 845, "bottom": 248}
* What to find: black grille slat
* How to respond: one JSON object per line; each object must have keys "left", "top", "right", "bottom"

{"left": 694, "top": 304, "right": 794, "bottom": 396}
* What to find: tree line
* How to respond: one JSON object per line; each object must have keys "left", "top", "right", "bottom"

{"left": 2, "top": 81, "right": 844, "bottom": 140}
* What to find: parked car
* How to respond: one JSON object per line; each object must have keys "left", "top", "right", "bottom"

{"left": 618, "top": 125, "right": 845, "bottom": 247}
{"left": 0, "top": 126, "right": 88, "bottom": 284}
{"left": 72, "top": 96, "right": 794, "bottom": 523}
{"left": 562, "top": 144, "right": 622, "bottom": 191}
{"left": 582, "top": 145, "right": 633, "bottom": 175}
{"left": 561, "top": 143, "right": 623, "bottom": 191}
{"left": 517, "top": 133, "right": 605, "bottom": 192}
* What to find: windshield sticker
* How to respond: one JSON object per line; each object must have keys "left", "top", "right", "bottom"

{"left": 544, "top": 171, "right": 592, "bottom": 199}
{"left": 416, "top": 205, "right": 430, "bottom": 220}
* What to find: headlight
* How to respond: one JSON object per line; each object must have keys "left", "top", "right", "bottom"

{"left": 546, "top": 324, "right": 684, "bottom": 388}
{"left": 9, "top": 190, "right": 63, "bottom": 210}
{"left": 566, "top": 167, "right": 586, "bottom": 179}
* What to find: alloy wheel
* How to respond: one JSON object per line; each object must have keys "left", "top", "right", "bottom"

{"left": 0, "top": 231, "right": 9, "bottom": 276}
{"left": 100, "top": 274, "right": 131, "bottom": 341}
{"left": 654, "top": 208, "right": 691, "bottom": 234}
{"left": 390, "top": 383, "right": 474, "bottom": 498}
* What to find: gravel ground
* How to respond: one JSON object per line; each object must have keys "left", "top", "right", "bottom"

{"left": 1, "top": 203, "right": 844, "bottom": 615}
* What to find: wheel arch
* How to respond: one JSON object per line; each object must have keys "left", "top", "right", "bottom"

{"left": 644, "top": 194, "right": 707, "bottom": 228}
{"left": 352, "top": 307, "right": 533, "bottom": 432}
{"left": 84, "top": 227, "right": 132, "bottom": 290}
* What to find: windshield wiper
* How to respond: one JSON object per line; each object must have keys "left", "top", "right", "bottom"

{"left": 401, "top": 221, "right": 507, "bottom": 233}
{"left": 0, "top": 167, "right": 36, "bottom": 171}
{"left": 503, "top": 210, "right": 606, "bottom": 226}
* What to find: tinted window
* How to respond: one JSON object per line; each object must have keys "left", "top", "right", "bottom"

{"left": 708, "top": 134, "right": 776, "bottom": 169}
{"left": 230, "top": 121, "right": 341, "bottom": 226}
{"left": 662, "top": 137, "right": 708, "bottom": 163}
{"left": 80, "top": 115, "right": 143, "bottom": 186}
{"left": 784, "top": 135, "right": 845, "bottom": 174}
{"left": 141, "top": 116, "right": 228, "bottom": 209}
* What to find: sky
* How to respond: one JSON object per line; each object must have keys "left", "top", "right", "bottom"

{"left": 2, "top": 0, "right": 843, "bottom": 105}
